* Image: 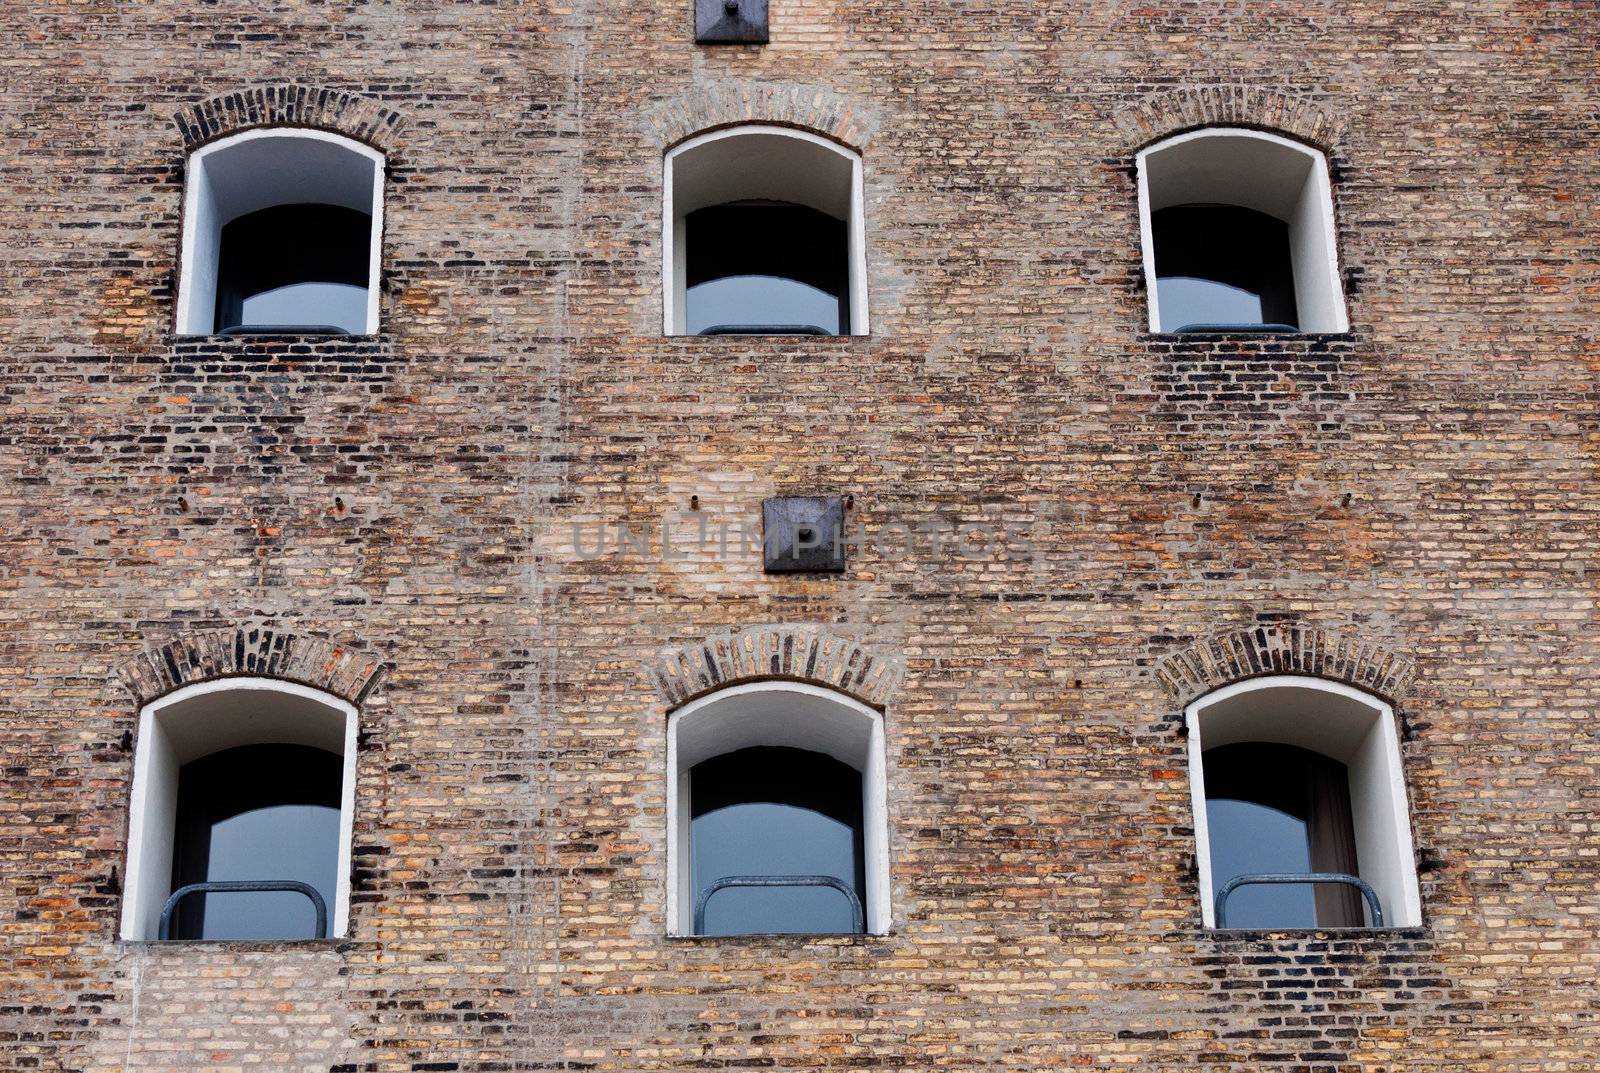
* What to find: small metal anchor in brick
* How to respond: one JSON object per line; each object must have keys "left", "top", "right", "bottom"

{"left": 696, "top": 0, "right": 768, "bottom": 44}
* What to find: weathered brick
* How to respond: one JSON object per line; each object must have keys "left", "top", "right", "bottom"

{"left": 1, "top": 1, "right": 1596, "bottom": 1072}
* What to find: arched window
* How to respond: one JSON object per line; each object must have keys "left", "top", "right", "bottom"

{"left": 663, "top": 126, "right": 868, "bottom": 337}
{"left": 1186, "top": 675, "right": 1422, "bottom": 929}
{"left": 667, "top": 682, "right": 889, "bottom": 936}
{"left": 176, "top": 129, "right": 384, "bottom": 337}
{"left": 1137, "top": 128, "right": 1348, "bottom": 334}
{"left": 120, "top": 679, "right": 358, "bottom": 941}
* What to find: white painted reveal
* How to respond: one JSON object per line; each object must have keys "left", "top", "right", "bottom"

{"left": 662, "top": 125, "right": 868, "bottom": 336}
{"left": 176, "top": 128, "right": 384, "bottom": 336}
{"left": 1137, "top": 127, "right": 1347, "bottom": 334}
{"left": 1186, "top": 674, "right": 1422, "bottom": 929}
{"left": 120, "top": 677, "right": 359, "bottom": 941}
{"left": 666, "top": 681, "right": 890, "bottom": 935}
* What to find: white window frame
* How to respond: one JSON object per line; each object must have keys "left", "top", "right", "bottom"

{"left": 1185, "top": 674, "right": 1422, "bottom": 929}
{"left": 175, "top": 127, "right": 385, "bottom": 337}
{"left": 666, "top": 680, "right": 890, "bottom": 936}
{"left": 119, "top": 677, "right": 359, "bottom": 941}
{"left": 1136, "top": 127, "right": 1348, "bottom": 334}
{"left": 662, "top": 124, "right": 869, "bottom": 337}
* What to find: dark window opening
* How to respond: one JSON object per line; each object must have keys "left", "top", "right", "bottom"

{"left": 1203, "top": 742, "right": 1362, "bottom": 928}
{"left": 214, "top": 204, "right": 371, "bottom": 335}
{"left": 1153, "top": 205, "right": 1299, "bottom": 332}
{"left": 686, "top": 202, "right": 848, "bottom": 336}
{"left": 690, "top": 745, "right": 865, "bottom": 935}
{"left": 168, "top": 743, "right": 341, "bottom": 940}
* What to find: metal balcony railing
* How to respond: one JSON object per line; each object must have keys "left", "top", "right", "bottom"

{"left": 698, "top": 324, "right": 832, "bottom": 336}
{"left": 1214, "top": 872, "right": 1384, "bottom": 929}
{"left": 218, "top": 324, "right": 351, "bottom": 336}
{"left": 1171, "top": 322, "right": 1299, "bottom": 334}
{"left": 693, "top": 874, "right": 864, "bottom": 935}
{"left": 157, "top": 880, "right": 329, "bottom": 941}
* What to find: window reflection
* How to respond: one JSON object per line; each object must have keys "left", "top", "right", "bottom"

{"left": 215, "top": 203, "right": 371, "bottom": 334}
{"left": 690, "top": 746, "right": 865, "bottom": 935}
{"left": 687, "top": 276, "right": 842, "bottom": 336}
{"left": 240, "top": 282, "right": 369, "bottom": 332}
{"left": 1203, "top": 742, "right": 1362, "bottom": 928}
{"left": 1153, "top": 205, "right": 1299, "bottom": 331}
{"left": 168, "top": 744, "right": 341, "bottom": 940}
{"left": 1157, "top": 277, "right": 1264, "bottom": 328}
{"left": 686, "top": 202, "right": 848, "bottom": 335}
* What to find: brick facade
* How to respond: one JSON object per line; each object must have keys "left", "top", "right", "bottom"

{"left": 2, "top": 1, "right": 1597, "bottom": 1071}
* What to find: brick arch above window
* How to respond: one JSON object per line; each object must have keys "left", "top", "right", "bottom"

{"left": 117, "top": 626, "right": 387, "bottom": 707}
{"left": 1154, "top": 623, "right": 1415, "bottom": 708}
{"left": 642, "top": 80, "right": 876, "bottom": 153}
{"left": 1115, "top": 86, "right": 1346, "bottom": 155}
{"left": 646, "top": 625, "right": 904, "bottom": 712}
{"left": 174, "top": 84, "right": 406, "bottom": 154}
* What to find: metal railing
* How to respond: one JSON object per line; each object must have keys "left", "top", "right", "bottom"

{"left": 698, "top": 324, "right": 833, "bottom": 336}
{"left": 1170, "top": 322, "right": 1299, "bottom": 334}
{"left": 1214, "top": 872, "right": 1384, "bottom": 929}
{"left": 693, "top": 874, "right": 864, "bottom": 935}
{"left": 157, "top": 880, "right": 329, "bottom": 940}
{"left": 218, "top": 324, "right": 351, "bottom": 336}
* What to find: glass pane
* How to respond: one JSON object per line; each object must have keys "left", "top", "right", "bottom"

{"left": 191, "top": 803, "right": 340, "bottom": 940}
{"left": 690, "top": 746, "right": 865, "bottom": 936}
{"left": 1153, "top": 204, "right": 1298, "bottom": 331}
{"left": 684, "top": 203, "right": 849, "bottom": 335}
{"left": 1157, "top": 277, "right": 1263, "bottom": 331}
{"left": 1206, "top": 797, "right": 1317, "bottom": 928}
{"left": 215, "top": 203, "right": 371, "bottom": 334}
{"left": 171, "top": 744, "right": 341, "bottom": 940}
{"left": 1204, "top": 742, "right": 1359, "bottom": 929}
{"left": 240, "top": 282, "right": 369, "bottom": 334}
{"left": 687, "top": 275, "right": 841, "bottom": 336}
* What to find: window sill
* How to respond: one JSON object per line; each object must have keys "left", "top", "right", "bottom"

{"left": 172, "top": 332, "right": 381, "bottom": 342}
{"left": 1200, "top": 925, "right": 1428, "bottom": 940}
{"left": 1146, "top": 329, "right": 1354, "bottom": 340}
{"left": 121, "top": 936, "right": 354, "bottom": 951}
{"left": 665, "top": 333, "right": 871, "bottom": 342}
{"left": 667, "top": 931, "right": 890, "bottom": 945}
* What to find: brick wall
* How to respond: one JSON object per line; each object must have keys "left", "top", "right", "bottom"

{"left": 1, "top": 0, "right": 1596, "bottom": 1070}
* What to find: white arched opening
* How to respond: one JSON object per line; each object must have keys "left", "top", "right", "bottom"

{"left": 176, "top": 128, "right": 385, "bottom": 336}
{"left": 1186, "top": 675, "right": 1421, "bottom": 929}
{"left": 662, "top": 125, "right": 869, "bottom": 336}
{"left": 120, "top": 677, "right": 359, "bottom": 941}
{"left": 666, "top": 681, "right": 889, "bottom": 935}
{"left": 1137, "top": 128, "right": 1347, "bottom": 334}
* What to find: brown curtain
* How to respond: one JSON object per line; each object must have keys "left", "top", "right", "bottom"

{"left": 1307, "top": 755, "right": 1364, "bottom": 926}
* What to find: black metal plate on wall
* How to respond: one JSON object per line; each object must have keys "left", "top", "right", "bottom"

{"left": 696, "top": 0, "right": 769, "bottom": 44}
{"left": 762, "top": 495, "right": 845, "bottom": 573}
